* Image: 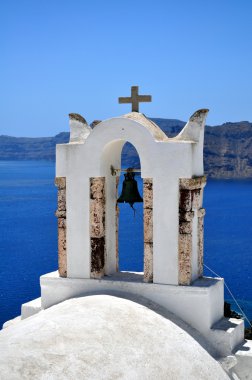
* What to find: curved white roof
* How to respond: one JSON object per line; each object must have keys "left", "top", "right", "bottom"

{"left": 0, "top": 295, "right": 229, "bottom": 379}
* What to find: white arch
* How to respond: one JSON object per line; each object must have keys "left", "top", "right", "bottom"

{"left": 84, "top": 117, "right": 159, "bottom": 178}
{"left": 84, "top": 117, "right": 158, "bottom": 277}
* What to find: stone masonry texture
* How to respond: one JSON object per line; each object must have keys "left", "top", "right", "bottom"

{"left": 55, "top": 177, "right": 67, "bottom": 277}
{"left": 179, "top": 177, "right": 206, "bottom": 285}
{"left": 143, "top": 179, "right": 153, "bottom": 283}
{"left": 90, "top": 177, "right": 106, "bottom": 278}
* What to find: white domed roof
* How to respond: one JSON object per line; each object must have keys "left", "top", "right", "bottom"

{"left": 0, "top": 295, "right": 229, "bottom": 380}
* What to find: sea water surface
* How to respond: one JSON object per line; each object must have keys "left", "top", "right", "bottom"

{"left": 0, "top": 161, "right": 252, "bottom": 329}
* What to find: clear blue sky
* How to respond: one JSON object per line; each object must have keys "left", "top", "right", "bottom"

{"left": 1, "top": 0, "right": 252, "bottom": 137}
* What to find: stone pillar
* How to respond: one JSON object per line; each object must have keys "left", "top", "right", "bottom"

{"left": 55, "top": 177, "right": 67, "bottom": 278}
{"left": 179, "top": 176, "right": 206, "bottom": 285}
{"left": 143, "top": 178, "right": 153, "bottom": 283}
{"left": 197, "top": 207, "right": 206, "bottom": 277}
{"left": 90, "top": 177, "right": 106, "bottom": 279}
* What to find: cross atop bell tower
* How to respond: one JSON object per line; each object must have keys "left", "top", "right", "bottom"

{"left": 118, "top": 86, "right": 152, "bottom": 112}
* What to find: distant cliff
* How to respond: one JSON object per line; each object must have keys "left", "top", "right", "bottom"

{"left": 1, "top": 119, "right": 252, "bottom": 178}
{"left": 204, "top": 122, "right": 252, "bottom": 178}
{"left": 0, "top": 132, "right": 69, "bottom": 161}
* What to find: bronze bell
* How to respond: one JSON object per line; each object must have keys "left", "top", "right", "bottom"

{"left": 117, "top": 170, "right": 143, "bottom": 209}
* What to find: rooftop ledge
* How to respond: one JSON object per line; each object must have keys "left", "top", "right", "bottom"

{"left": 40, "top": 271, "right": 222, "bottom": 291}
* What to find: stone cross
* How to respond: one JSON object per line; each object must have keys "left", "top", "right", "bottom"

{"left": 118, "top": 86, "right": 152, "bottom": 112}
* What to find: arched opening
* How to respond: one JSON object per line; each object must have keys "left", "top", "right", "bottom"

{"left": 90, "top": 132, "right": 153, "bottom": 283}
{"left": 117, "top": 142, "right": 144, "bottom": 273}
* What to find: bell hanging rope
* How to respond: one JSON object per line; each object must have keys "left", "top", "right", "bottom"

{"left": 117, "top": 169, "right": 143, "bottom": 213}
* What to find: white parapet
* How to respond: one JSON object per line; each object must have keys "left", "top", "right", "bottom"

{"left": 37, "top": 271, "right": 237, "bottom": 355}
{"left": 233, "top": 340, "right": 252, "bottom": 379}
{"left": 21, "top": 297, "right": 42, "bottom": 319}
{"left": 211, "top": 317, "right": 245, "bottom": 356}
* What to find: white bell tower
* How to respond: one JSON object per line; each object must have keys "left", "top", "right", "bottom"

{"left": 21, "top": 88, "right": 244, "bottom": 357}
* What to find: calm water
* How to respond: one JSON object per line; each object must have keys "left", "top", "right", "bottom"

{"left": 0, "top": 161, "right": 252, "bottom": 329}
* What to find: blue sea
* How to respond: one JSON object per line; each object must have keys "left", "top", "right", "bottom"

{"left": 0, "top": 161, "right": 252, "bottom": 329}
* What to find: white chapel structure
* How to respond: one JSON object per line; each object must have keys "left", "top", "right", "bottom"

{"left": 24, "top": 87, "right": 243, "bottom": 348}
{"left": 1, "top": 86, "right": 251, "bottom": 379}
{"left": 32, "top": 86, "right": 244, "bottom": 351}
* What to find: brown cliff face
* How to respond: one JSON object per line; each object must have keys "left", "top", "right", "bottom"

{"left": 204, "top": 122, "right": 252, "bottom": 178}
{"left": 0, "top": 120, "right": 252, "bottom": 178}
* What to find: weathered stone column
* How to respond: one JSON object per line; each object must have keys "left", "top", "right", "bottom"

{"left": 90, "top": 177, "right": 106, "bottom": 278}
{"left": 197, "top": 207, "right": 206, "bottom": 277}
{"left": 179, "top": 176, "right": 206, "bottom": 285}
{"left": 143, "top": 178, "right": 153, "bottom": 283}
{"left": 55, "top": 177, "right": 67, "bottom": 278}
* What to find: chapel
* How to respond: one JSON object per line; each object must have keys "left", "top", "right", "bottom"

{"left": 1, "top": 86, "right": 251, "bottom": 379}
